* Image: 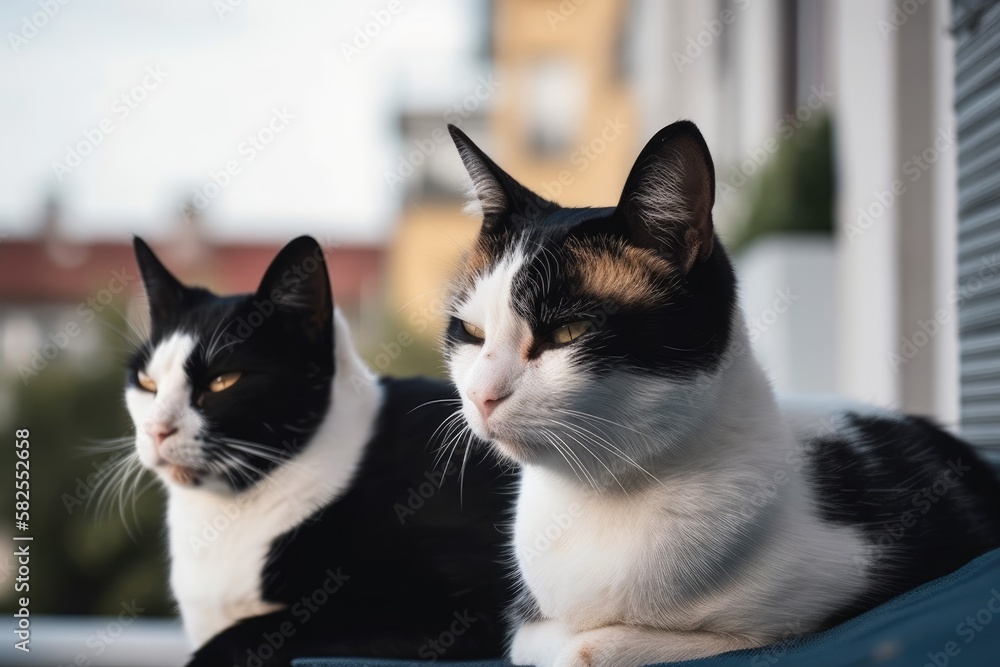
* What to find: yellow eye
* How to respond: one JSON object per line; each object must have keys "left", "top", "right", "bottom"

{"left": 209, "top": 372, "right": 242, "bottom": 393}
{"left": 137, "top": 370, "right": 157, "bottom": 393}
{"left": 552, "top": 321, "right": 592, "bottom": 345}
{"left": 462, "top": 321, "right": 486, "bottom": 340}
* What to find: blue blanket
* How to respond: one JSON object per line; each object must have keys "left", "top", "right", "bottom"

{"left": 293, "top": 547, "right": 1000, "bottom": 667}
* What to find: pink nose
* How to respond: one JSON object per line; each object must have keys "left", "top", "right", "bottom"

{"left": 147, "top": 424, "right": 178, "bottom": 450}
{"left": 469, "top": 389, "right": 510, "bottom": 423}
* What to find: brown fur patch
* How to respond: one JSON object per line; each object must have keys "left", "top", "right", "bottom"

{"left": 568, "top": 240, "right": 675, "bottom": 307}
{"left": 464, "top": 239, "right": 492, "bottom": 277}
{"left": 520, "top": 336, "right": 535, "bottom": 361}
{"left": 575, "top": 642, "right": 596, "bottom": 667}
{"left": 450, "top": 238, "right": 493, "bottom": 297}
{"left": 168, "top": 465, "right": 198, "bottom": 486}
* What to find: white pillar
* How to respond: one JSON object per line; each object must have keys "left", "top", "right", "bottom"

{"left": 930, "top": 0, "right": 960, "bottom": 428}
{"left": 833, "top": 0, "right": 901, "bottom": 408}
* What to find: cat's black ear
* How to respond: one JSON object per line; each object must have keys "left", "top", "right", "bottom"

{"left": 616, "top": 120, "right": 716, "bottom": 272}
{"left": 133, "top": 237, "right": 188, "bottom": 317}
{"left": 448, "top": 124, "right": 550, "bottom": 230}
{"left": 256, "top": 236, "right": 333, "bottom": 344}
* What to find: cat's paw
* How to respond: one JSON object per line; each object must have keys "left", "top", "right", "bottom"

{"left": 552, "top": 634, "right": 617, "bottom": 667}
{"left": 510, "top": 619, "right": 574, "bottom": 666}
{"left": 552, "top": 625, "right": 756, "bottom": 667}
{"left": 552, "top": 643, "right": 597, "bottom": 667}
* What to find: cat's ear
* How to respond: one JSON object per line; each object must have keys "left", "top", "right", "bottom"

{"left": 448, "top": 124, "right": 550, "bottom": 230}
{"left": 133, "top": 237, "right": 188, "bottom": 316}
{"left": 616, "top": 120, "right": 716, "bottom": 272}
{"left": 256, "top": 236, "right": 333, "bottom": 343}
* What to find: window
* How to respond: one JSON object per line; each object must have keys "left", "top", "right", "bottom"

{"left": 954, "top": 0, "right": 1000, "bottom": 463}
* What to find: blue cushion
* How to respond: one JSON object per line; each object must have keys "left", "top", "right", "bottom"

{"left": 293, "top": 547, "right": 1000, "bottom": 667}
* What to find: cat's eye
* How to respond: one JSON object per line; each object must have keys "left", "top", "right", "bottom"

{"left": 137, "top": 370, "right": 157, "bottom": 393}
{"left": 551, "top": 321, "right": 592, "bottom": 345}
{"left": 462, "top": 321, "right": 486, "bottom": 341}
{"left": 209, "top": 372, "right": 242, "bottom": 393}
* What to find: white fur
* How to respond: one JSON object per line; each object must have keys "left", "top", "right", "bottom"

{"left": 452, "top": 247, "right": 529, "bottom": 432}
{"left": 126, "top": 311, "right": 381, "bottom": 648}
{"left": 126, "top": 333, "right": 206, "bottom": 471}
{"left": 631, "top": 151, "right": 689, "bottom": 248}
{"left": 449, "top": 246, "right": 873, "bottom": 667}
{"left": 455, "top": 144, "right": 508, "bottom": 218}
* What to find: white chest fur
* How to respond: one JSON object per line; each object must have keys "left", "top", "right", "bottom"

{"left": 168, "top": 486, "right": 287, "bottom": 646}
{"left": 514, "top": 429, "right": 873, "bottom": 639}
{"left": 514, "top": 469, "right": 650, "bottom": 628}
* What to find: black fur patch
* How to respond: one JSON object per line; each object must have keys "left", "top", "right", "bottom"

{"left": 808, "top": 412, "right": 1000, "bottom": 627}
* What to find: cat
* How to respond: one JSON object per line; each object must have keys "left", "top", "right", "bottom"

{"left": 440, "top": 121, "right": 1000, "bottom": 667}
{"left": 125, "top": 235, "right": 516, "bottom": 666}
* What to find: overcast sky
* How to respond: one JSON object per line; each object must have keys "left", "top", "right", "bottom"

{"left": 0, "top": 0, "right": 483, "bottom": 243}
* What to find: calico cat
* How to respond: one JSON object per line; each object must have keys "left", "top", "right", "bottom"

{"left": 441, "top": 122, "right": 1000, "bottom": 666}
{"left": 125, "top": 236, "right": 516, "bottom": 666}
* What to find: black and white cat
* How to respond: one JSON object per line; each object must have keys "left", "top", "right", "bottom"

{"left": 442, "top": 122, "right": 1000, "bottom": 667}
{"left": 125, "top": 236, "right": 516, "bottom": 666}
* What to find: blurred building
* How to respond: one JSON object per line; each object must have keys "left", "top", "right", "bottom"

{"left": 387, "top": 0, "right": 637, "bottom": 344}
